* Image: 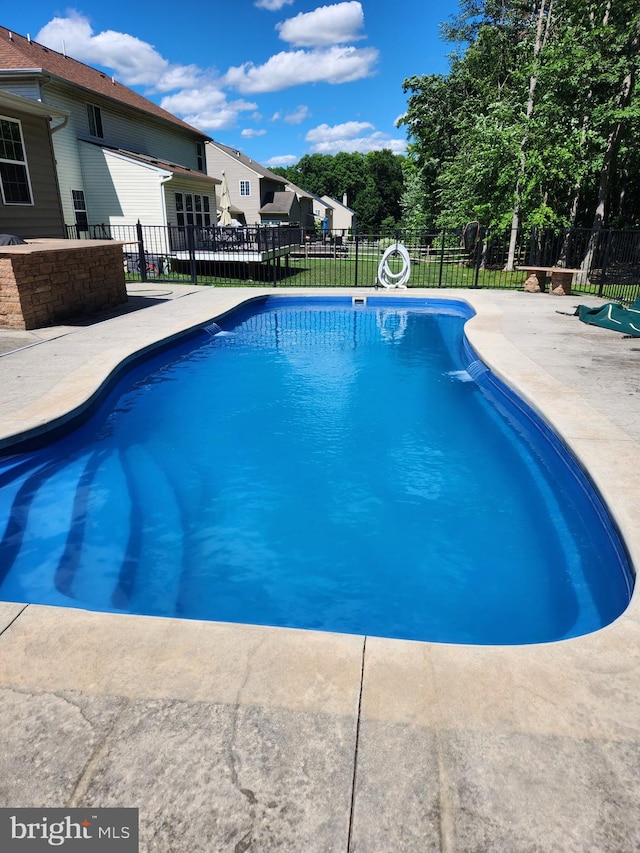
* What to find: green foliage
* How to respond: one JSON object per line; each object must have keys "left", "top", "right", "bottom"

{"left": 402, "top": 0, "right": 640, "bottom": 230}
{"left": 274, "top": 150, "right": 406, "bottom": 232}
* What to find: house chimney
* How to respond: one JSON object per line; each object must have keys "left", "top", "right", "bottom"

{"left": 343, "top": 193, "right": 348, "bottom": 207}
{"left": 8, "top": 32, "right": 13, "bottom": 41}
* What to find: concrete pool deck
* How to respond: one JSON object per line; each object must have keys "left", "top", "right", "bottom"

{"left": 0, "top": 285, "right": 639, "bottom": 852}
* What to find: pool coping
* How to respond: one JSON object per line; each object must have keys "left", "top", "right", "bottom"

{"left": 1, "top": 285, "right": 640, "bottom": 850}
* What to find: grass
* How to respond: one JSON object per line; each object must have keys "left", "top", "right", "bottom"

{"left": 135, "top": 252, "right": 524, "bottom": 291}
{"left": 131, "top": 249, "right": 633, "bottom": 301}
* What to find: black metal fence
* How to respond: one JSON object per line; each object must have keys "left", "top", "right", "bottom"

{"left": 66, "top": 222, "right": 640, "bottom": 303}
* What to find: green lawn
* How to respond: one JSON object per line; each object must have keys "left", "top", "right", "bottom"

{"left": 147, "top": 252, "right": 525, "bottom": 290}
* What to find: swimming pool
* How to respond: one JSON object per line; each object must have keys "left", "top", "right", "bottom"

{"left": 0, "top": 296, "right": 632, "bottom": 644}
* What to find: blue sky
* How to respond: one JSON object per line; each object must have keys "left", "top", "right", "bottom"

{"left": 4, "top": 1, "right": 461, "bottom": 168}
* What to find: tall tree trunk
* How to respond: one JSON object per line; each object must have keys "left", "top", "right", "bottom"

{"left": 506, "top": 0, "right": 554, "bottom": 271}
{"left": 581, "top": 18, "right": 639, "bottom": 281}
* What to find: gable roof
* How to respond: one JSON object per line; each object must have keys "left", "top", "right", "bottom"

{"left": 207, "top": 140, "right": 288, "bottom": 186}
{"left": 283, "top": 180, "right": 314, "bottom": 201}
{"left": 0, "top": 26, "right": 207, "bottom": 139}
{"left": 314, "top": 198, "right": 333, "bottom": 212}
{"left": 322, "top": 194, "right": 354, "bottom": 213}
{"left": 259, "top": 191, "right": 296, "bottom": 215}
{"left": 80, "top": 140, "right": 221, "bottom": 185}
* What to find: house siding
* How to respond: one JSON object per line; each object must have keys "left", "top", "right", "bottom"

{"left": 0, "top": 109, "right": 64, "bottom": 238}
{"left": 33, "top": 86, "right": 90, "bottom": 226}
{"left": 79, "top": 143, "right": 169, "bottom": 227}
{"left": 1, "top": 80, "right": 40, "bottom": 100}
{"left": 322, "top": 196, "right": 354, "bottom": 232}
{"left": 206, "top": 144, "right": 288, "bottom": 225}
{"left": 214, "top": 156, "right": 263, "bottom": 224}
{"left": 40, "top": 80, "right": 203, "bottom": 169}
{"left": 5, "top": 81, "right": 207, "bottom": 229}
{"left": 164, "top": 176, "right": 218, "bottom": 227}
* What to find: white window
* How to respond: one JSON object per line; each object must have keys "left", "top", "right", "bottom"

{"left": 239, "top": 180, "right": 251, "bottom": 197}
{"left": 175, "top": 192, "right": 212, "bottom": 227}
{"left": 71, "top": 189, "right": 88, "bottom": 232}
{"left": 87, "top": 104, "right": 104, "bottom": 138}
{"left": 0, "top": 116, "right": 33, "bottom": 205}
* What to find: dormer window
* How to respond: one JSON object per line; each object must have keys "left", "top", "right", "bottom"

{"left": 0, "top": 116, "right": 33, "bottom": 205}
{"left": 87, "top": 104, "right": 104, "bottom": 138}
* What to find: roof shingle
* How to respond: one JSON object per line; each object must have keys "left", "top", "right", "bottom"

{"left": 0, "top": 26, "right": 207, "bottom": 138}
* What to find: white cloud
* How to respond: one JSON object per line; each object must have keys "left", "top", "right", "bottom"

{"left": 277, "top": 2, "right": 365, "bottom": 48}
{"left": 223, "top": 46, "right": 378, "bottom": 93}
{"left": 37, "top": 12, "right": 187, "bottom": 89}
{"left": 266, "top": 154, "right": 299, "bottom": 167}
{"left": 272, "top": 105, "right": 311, "bottom": 125}
{"left": 36, "top": 13, "right": 258, "bottom": 132}
{"left": 34, "top": 11, "right": 382, "bottom": 141}
{"left": 241, "top": 128, "right": 267, "bottom": 137}
{"left": 255, "top": 0, "right": 294, "bottom": 9}
{"left": 305, "top": 122, "right": 406, "bottom": 154}
{"left": 160, "top": 86, "right": 258, "bottom": 131}
{"left": 306, "top": 121, "right": 373, "bottom": 142}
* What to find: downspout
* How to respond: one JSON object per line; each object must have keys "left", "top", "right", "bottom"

{"left": 49, "top": 114, "right": 69, "bottom": 134}
{"left": 39, "top": 74, "right": 68, "bottom": 133}
{"left": 159, "top": 173, "right": 172, "bottom": 254}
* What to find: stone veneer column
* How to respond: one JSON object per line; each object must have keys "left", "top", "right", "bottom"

{"left": 0, "top": 242, "right": 128, "bottom": 330}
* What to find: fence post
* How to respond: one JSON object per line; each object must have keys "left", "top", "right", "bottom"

{"left": 529, "top": 227, "right": 538, "bottom": 265}
{"left": 354, "top": 233, "right": 360, "bottom": 287}
{"left": 136, "top": 220, "right": 147, "bottom": 283}
{"left": 272, "top": 228, "right": 278, "bottom": 287}
{"left": 438, "top": 228, "right": 446, "bottom": 287}
{"left": 186, "top": 224, "right": 197, "bottom": 284}
{"left": 598, "top": 228, "right": 614, "bottom": 298}
{"left": 473, "top": 227, "right": 484, "bottom": 288}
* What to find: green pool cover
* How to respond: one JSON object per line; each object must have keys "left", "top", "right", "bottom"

{"left": 576, "top": 297, "right": 640, "bottom": 337}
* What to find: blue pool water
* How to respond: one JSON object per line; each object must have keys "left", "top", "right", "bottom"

{"left": 0, "top": 296, "right": 632, "bottom": 644}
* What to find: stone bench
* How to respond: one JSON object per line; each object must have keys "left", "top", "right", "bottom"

{"left": 517, "top": 266, "right": 583, "bottom": 296}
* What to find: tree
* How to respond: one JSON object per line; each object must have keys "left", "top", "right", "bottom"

{"left": 273, "top": 150, "right": 406, "bottom": 233}
{"left": 400, "top": 0, "right": 640, "bottom": 236}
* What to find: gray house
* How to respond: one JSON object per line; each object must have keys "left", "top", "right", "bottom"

{"left": 0, "top": 89, "right": 66, "bottom": 238}
{"left": 0, "top": 26, "right": 219, "bottom": 240}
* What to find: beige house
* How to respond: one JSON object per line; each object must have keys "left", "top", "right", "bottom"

{"left": 206, "top": 140, "right": 314, "bottom": 230}
{"left": 0, "top": 26, "right": 219, "bottom": 238}
{"left": 311, "top": 196, "right": 334, "bottom": 233}
{"left": 322, "top": 194, "right": 356, "bottom": 233}
{"left": 0, "top": 89, "right": 66, "bottom": 238}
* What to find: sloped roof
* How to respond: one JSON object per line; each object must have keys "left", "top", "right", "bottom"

{"left": 284, "top": 180, "right": 314, "bottom": 200}
{"left": 307, "top": 191, "right": 332, "bottom": 209}
{"left": 81, "top": 140, "right": 221, "bottom": 184}
{"left": 259, "top": 191, "right": 296, "bottom": 215}
{"left": 0, "top": 26, "right": 207, "bottom": 138}
{"left": 0, "top": 87, "right": 67, "bottom": 118}
{"left": 322, "top": 194, "right": 354, "bottom": 213}
{"left": 207, "top": 140, "right": 288, "bottom": 185}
